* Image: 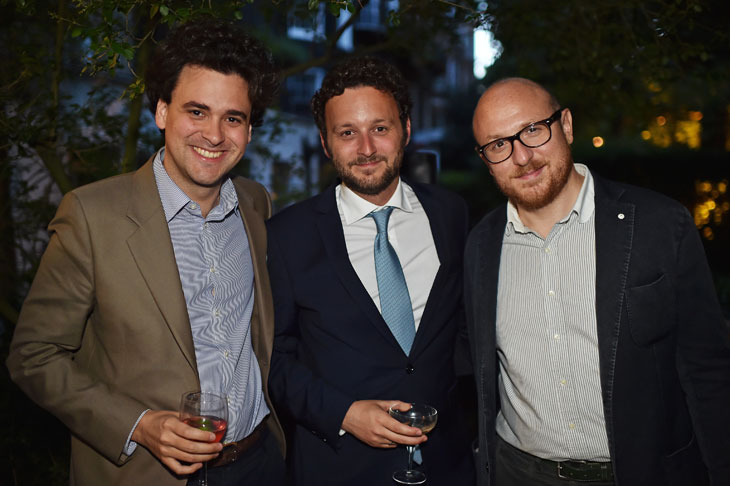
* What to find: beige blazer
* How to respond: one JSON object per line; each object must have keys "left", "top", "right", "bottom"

{"left": 7, "top": 158, "right": 284, "bottom": 485}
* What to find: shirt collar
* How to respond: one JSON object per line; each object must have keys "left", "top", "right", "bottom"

{"left": 506, "top": 163, "right": 595, "bottom": 234}
{"left": 153, "top": 148, "right": 238, "bottom": 222}
{"left": 336, "top": 178, "right": 413, "bottom": 225}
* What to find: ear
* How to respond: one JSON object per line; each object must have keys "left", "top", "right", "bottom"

{"left": 155, "top": 100, "right": 168, "bottom": 130}
{"left": 247, "top": 123, "right": 252, "bottom": 144}
{"left": 404, "top": 117, "right": 412, "bottom": 146}
{"left": 560, "top": 108, "right": 574, "bottom": 145}
{"left": 319, "top": 132, "right": 331, "bottom": 159}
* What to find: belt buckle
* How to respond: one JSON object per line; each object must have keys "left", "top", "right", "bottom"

{"left": 557, "top": 460, "right": 609, "bottom": 482}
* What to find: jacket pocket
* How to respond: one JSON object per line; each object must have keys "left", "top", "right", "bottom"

{"left": 660, "top": 433, "right": 709, "bottom": 486}
{"left": 626, "top": 273, "right": 675, "bottom": 345}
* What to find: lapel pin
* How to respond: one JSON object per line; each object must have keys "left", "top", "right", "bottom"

{"left": 617, "top": 213, "right": 625, "bottom": 220}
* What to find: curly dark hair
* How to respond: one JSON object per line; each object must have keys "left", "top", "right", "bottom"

{"left": 146, "top": 19, "right": 278, "bottom": 127}
{"left": 311, "top": 57, "right": 411, "bottom": 139}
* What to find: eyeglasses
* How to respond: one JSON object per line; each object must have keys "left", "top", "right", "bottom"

{"left": 475, "top": 109, "right": 564, "bottom": 164}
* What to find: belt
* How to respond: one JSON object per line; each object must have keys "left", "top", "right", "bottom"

{"left": 554, "top": 459, "right": 614, "bottom": 482}
{"left": 501, "top": 437, "right": 613, "bottom": 482}
{"left": 208, "top": 417, "right": 268, "bottom": 468}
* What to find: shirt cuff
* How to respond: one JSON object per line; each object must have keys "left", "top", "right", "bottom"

{"left": 124, "top": 409, "right": 151, "bottom": 456}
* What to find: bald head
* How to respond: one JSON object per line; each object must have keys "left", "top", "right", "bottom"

{"left": 473, "top": 78, "right": 561, "bottom": 143}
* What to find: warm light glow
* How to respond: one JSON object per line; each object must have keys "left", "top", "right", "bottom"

{"left": 656, "top": 116, "right": 667, "bottom": 126}
{"left": 689, "top": 110, "right": 703, "bottom": 121}
{"left": 648, "top": 81, "right": 662, "bottom": 92}
{"left": 641, "top": 130, "right": 651, "bottom": 140}
{"left": 693, "top": 179, "right": 729, "bottom": 239}
{"left": 592, "top": 136, "right": 604, "bottom": 148}
{"left": 675, "top": 119, "right": 701, "bottom": 149}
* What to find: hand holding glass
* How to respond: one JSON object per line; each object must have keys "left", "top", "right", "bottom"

{"left": 180, "top": 391, "right": 228, "bottom": 486}
{"left": 388, "top": 403, "right": 438, "bottom": 485}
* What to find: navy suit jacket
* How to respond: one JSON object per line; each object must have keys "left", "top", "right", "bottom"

{"left": 464, "top": 173, "right": 730, "bottom": 486}
{"left": 267, "top": 181, "right": 475, "bottom": 485}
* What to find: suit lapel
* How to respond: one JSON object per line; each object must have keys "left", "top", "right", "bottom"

{"left": 125, "top": 159, "right": 198, "bottom": 375}
{"left": 593, "top": 175, "right": 634, "bottom": 432}
{"left": 315, "top": 185, "right": 405, "bottom": 352}
{"left": 233, "top": 179, "right": 272, "bottom": 374}
{"left": 408, "top": 184, "right": 450, "bottom": 356}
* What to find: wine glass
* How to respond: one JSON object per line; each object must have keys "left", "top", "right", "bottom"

{"left": 180, "top": 391, "right": 229, "bottom": 486}
{"left": 388, "top": 403, "right": 438, "bottom": 485}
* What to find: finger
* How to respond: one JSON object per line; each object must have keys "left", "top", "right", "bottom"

{"left": 168, "top": 437, "right": 223, "bottom": 456}
{"left": 161, "top": 457, "right": 204, "bottom": 476}
{"left": 382, "top": 430, "right": 427, "bottom": 446}
{"left": 176, "top": 420, "right": 219, "bottom": 443}
{"left": 384, "top": 417, "right": 423, "bottom": 437}
{"left": 388, "top": 400, "right": 413, "bottom": 413}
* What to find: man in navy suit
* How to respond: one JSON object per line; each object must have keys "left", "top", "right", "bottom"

{"left": 466, "top": 77, "right": 730, "bottom": 486}
{"left": 267, "top": 57, "right": 475, "bottom": 485}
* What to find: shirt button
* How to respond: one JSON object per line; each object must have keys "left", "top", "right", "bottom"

{"left": 569, "top": 423, "right": 576, "bottom": 429}
{"left": 548, "top": 290, "right": 555, "bottom": 297}
{"left": 211, "top": 287, "right": 216, "bottom": 296}
{"left": 214, "top": 309, "right": 220, "bottom": 317}
{"left": 405, "top": 364, "right": 415, "bottom": 374}
{"left": 210, "top": 266, "right": 215, "bottom": 273}
{"left": 189, "top": 203, "right": 198, "bottom": 210}
{"left": 545, "top": 247, "right": 551, "bottom": 253}
{"left": 554, "top": 334, "right": 560, "bottom": 340}
{"left": 223, "top": 350, "right": 229, "bottom": 358}
{"left": 560, "top": 379, "right": 567, "bottom": 386}
{"left": 204, "top": 222, "right": 209, "bottom": 229}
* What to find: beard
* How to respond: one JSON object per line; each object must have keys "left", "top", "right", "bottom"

{"left": 494, "top": 154, "right": 573, "bottom": 211}
{"left": 333, "top": 145, "right": 405, "bottom": 196}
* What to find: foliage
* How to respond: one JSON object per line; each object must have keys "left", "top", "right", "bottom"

{"left": 480, "top": 0, "right": 730, "bottom": 143}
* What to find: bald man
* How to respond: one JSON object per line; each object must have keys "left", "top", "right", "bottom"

{"left": 464, "top": 78, "right": 730, "bottom": 486}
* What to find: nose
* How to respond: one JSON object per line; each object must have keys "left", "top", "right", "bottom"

{"left": 201, "top": 120, "right": 224, "bottom": 146}
{"left": 510, "top": 139, "right": 533, "bottom": 166}
{"left": 358, "top": 133, "right": 376, "bottom": 157}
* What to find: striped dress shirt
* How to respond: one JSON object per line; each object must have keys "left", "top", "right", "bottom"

{"left": 153, "top": 150, "right": 269, "bottom": 443}
{"left": 495, "top": 163, "right": 611, "bottom": 461}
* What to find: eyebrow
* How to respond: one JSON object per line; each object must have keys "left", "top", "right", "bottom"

{"left": 182, "top": 101, "right": 248, "bottom": 120}
{"left": 331, "top": 118, "right": 394, "bottom": 131}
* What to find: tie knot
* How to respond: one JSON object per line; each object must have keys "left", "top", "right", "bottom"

{"left": 369, "top": 206, "right": 394, "bottom": 234}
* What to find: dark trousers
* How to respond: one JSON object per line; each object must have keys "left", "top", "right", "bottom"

{"left": 187, "top": 429, "right": 287, "bottom": 486}
{"left": 496, "top": 437, "right": 614, "bottom": 486}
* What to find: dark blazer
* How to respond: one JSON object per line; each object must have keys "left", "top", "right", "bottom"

{"left": 464, "top": 173, "right": 730, "bottom": 486}
{"left": 267, "top": 181, "right": 475, "bottom": 485}
{"left": 7, "top": 158, "right": 284, "bottom": 486}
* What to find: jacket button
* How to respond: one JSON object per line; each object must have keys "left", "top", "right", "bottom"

{"left": 405, "top": 364, "right": 414, "bottom": 374}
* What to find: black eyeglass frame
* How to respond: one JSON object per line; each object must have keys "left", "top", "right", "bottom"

{"left": 475, "top": 108, "right": 565, "bottom": 164}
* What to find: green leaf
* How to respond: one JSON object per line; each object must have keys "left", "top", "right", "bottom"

{"left": 159, "top": 4, "right": 169, "bottom": 16}
{"left": 308, "top": 0, "right": 319, "bottom": 11}
{"left": 150, "top": 4, "right": 159, "bottom": 18}
{"left": 234, "top": 10, "right": 243, "bottom": 20}
{"left": 71, "top": 27, "right": 82, "bottom": 38}
{"left": 328, "top": 2, "right": 340, "bottom": 16}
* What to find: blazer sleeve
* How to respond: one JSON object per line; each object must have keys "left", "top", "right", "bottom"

{"left": 266, "top": 227, "right": 354, "bottom": 445}
{"left": 6, "top": 192, "right": 148, "bottom": 465}
{"left": 673, "top": 208, "right": 730, "bottom": 481}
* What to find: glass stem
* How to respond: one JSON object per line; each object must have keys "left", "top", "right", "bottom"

{"left": 406, "top": 445, "right": 415, "bottom": 471}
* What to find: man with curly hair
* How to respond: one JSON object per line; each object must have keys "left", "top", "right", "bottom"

{"left": 7, "top": 19, "right": 286, "bottom": 486}
{"left": 267, "top": 57, "right": 475, "bottom": 485}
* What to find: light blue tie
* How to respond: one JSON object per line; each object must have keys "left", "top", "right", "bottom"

{"left": 369, "top": 207, "right": 416, "bottom": 355}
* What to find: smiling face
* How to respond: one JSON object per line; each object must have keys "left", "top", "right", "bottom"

{"left": 322, "top": 86, "right": 410, "bottom": 206}
{"left": 472, "top": 79, "right": 575, "bottom": 211}
{"left": 155, "top": 65, "right": 252, "bottom": 208}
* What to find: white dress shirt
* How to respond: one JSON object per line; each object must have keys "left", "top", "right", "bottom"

{"left": 335, "top": 179, "right": 440, "bottom": 332}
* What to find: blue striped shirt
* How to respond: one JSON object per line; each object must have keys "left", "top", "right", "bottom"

{"left": 153, "top": 149, "right": 269, "bottom": 443}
